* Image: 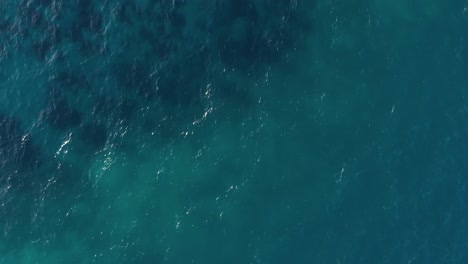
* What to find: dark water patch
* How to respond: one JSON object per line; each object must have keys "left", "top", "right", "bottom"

{"left": 69, "top": 0, "right": 103, "bottom": 53}
{"left": 0, "top": 115, "right": 48, "bottom": 253}
{"left": 114, "top": 61, "right": 155, "bottom": 100}
{"left": 69, "top": 24, "right": 103, "bottom": 55}
{"left": 92, "top": 96, "right": 130, "bottom": 123}
{"left": 46, "top": 24, "right": 62, "bottom": 44}
{"left": 139, "top": 0, "right": 186, "bottom": 19}
{"left": 14, "top": 0, "right": 59, "bottom": 49}
{"left": 31, "top": 39, "right": 52, "bottom": 61}
{"left": 213, "top": 0, "right": 313, "bottom": 71}
{"left": 17, "top": 1, "right": 47, "bottom": 28}
{"left": 76, "top": 35, "right": 103, "bottom": 55}
{"left": 78, "top": 122, "right": 108, "bottom": 153}
{"left": 112, "top": 49, "right": 207, "bottom": 113}
{"left": 42, "top": 87, "right": 83, "bottom": 130}
{"left": 16, "top": 0, "right": 103, "bottom": 57}
{"left": 115, "top": 98, "right": 138, "bottom": 125}
{"left": 116, "top": 1, "right": 142, "bottom": 23}
{"left": 0, "top": 19, "right": 12, "bottom": 32}
{"left": 214, "top": 0, "right": 258, "bottom": 24}
{"left": 140, "top": 27, "right": 173, "bottom": 59}
{"left": 155, "top": 51, "right": 208, "bottom": 110}
{"left": 156, "top": 70, "right": 188, "bottom": 108}
{"left": 92, "top": 95, "right": 115, "bottom": 117}
{"left": 217, "top": 27, "right": 257, "bottom": 70}
{"left": 74, "top": 0, "right": 102, "bottom": 32}
{"left": 0, "top": 114, "right": 39, "bottom": 172}
{"left": 52, "top": 71, "right": 91, "bottom": 94}
{"left": 14, "top": 11, "right": 61, "bottom": 61}
{"left": 213, "top": 78, "right": 254, "bottom": 111}
{"left": 114, "top": 2, "right": 184, "bottom": 60}
{"left": 168, "top": 10, "right": 186, "bottom": 29}
{"left": 29, "top": 0, "right": 53, "bottom": 6}
{"left": 29, "top": 9, "right": 44, "bottom": 27}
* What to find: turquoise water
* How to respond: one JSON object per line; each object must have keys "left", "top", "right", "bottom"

{"left": 0, "top": 0, "right": 467, "bottom": 263}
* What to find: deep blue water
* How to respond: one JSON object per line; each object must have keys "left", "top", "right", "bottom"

{"left": 0, "top": 0, "right": 467, "bottom": 263}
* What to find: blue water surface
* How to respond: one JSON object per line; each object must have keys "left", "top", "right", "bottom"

{"left": 0, "top": 0, "right": 467, "bottom": 263}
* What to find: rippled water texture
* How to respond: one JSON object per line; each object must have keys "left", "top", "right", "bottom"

{"left": 0, "top": 0, "right": 467, "bottom": 263}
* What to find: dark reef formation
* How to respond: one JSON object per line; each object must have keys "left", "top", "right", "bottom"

{"left": 0, "top": 0, "right": 315, "bottom": 176}
{"left": 0, "top": 114, "right": 38, "bottom": 174}
{"left": 78, "top": 122, "right": 108, "bottom": 152}
{"left": 42, "top": 86, "right": 83, "bottom": 130}
{"left": 1, "top": 0, "right": 314, "bottom": 139}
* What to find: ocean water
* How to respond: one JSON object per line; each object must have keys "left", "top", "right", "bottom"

{"left": 0, "top": 0, "right": 467, "bottom": 263}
